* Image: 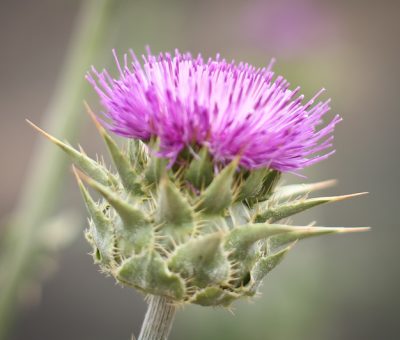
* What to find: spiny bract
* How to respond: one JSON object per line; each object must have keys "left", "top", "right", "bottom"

{"left": 29, "top": 113, "right": 366, "bottom": 307}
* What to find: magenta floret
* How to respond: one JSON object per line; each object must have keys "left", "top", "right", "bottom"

{"left": 87, "top": 49, "right": 341, "bottom": 172}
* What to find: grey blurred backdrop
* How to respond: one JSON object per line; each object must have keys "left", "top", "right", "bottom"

{"left": 0, "top": 0, "right": 398, "bottom": 339}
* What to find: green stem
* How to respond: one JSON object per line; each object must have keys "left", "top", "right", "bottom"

{"left": 0, "top": 1, "right": 116, "bottom": 338}
{"left": 138, "top": 296, "right": 177, "bottom": 340}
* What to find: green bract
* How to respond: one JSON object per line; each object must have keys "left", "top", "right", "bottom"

{"left": 29, "top": 116, "right": 367, "bottom": 307}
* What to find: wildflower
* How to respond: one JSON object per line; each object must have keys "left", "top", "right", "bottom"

{"left": 31, "top": 48, "right": 367, "bottom": 340}
{"left": 87, "top": 49, "right": 341, "bottom": 172}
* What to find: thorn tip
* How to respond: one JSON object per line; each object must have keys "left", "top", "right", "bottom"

{"left": 84, "top": 102, "right": 105, "bottom": 135}
{"left": 26, "top": 119, "right": 59, "bottom": 143}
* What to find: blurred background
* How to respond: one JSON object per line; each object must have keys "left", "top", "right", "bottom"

{"left": 0, "top": 0, "right": 398, "bottom": 339}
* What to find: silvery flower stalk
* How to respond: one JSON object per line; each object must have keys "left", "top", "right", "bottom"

{"left": 31, "top": 49, "right": 368, "bottom": 340}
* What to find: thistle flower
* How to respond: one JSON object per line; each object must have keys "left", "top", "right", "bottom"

{"left": 30, "top": 48, "right": 367, "bottom": 340}
{"left": 87, "top": 49, "right": 341, "bottom": 172}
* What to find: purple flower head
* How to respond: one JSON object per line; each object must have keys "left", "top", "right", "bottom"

{"left": 87, "top": 49, "right": 341, "bottom": 172}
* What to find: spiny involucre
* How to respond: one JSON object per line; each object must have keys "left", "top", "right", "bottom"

{"left": 30, "top": 49, "right": 368, "bottom": 307}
